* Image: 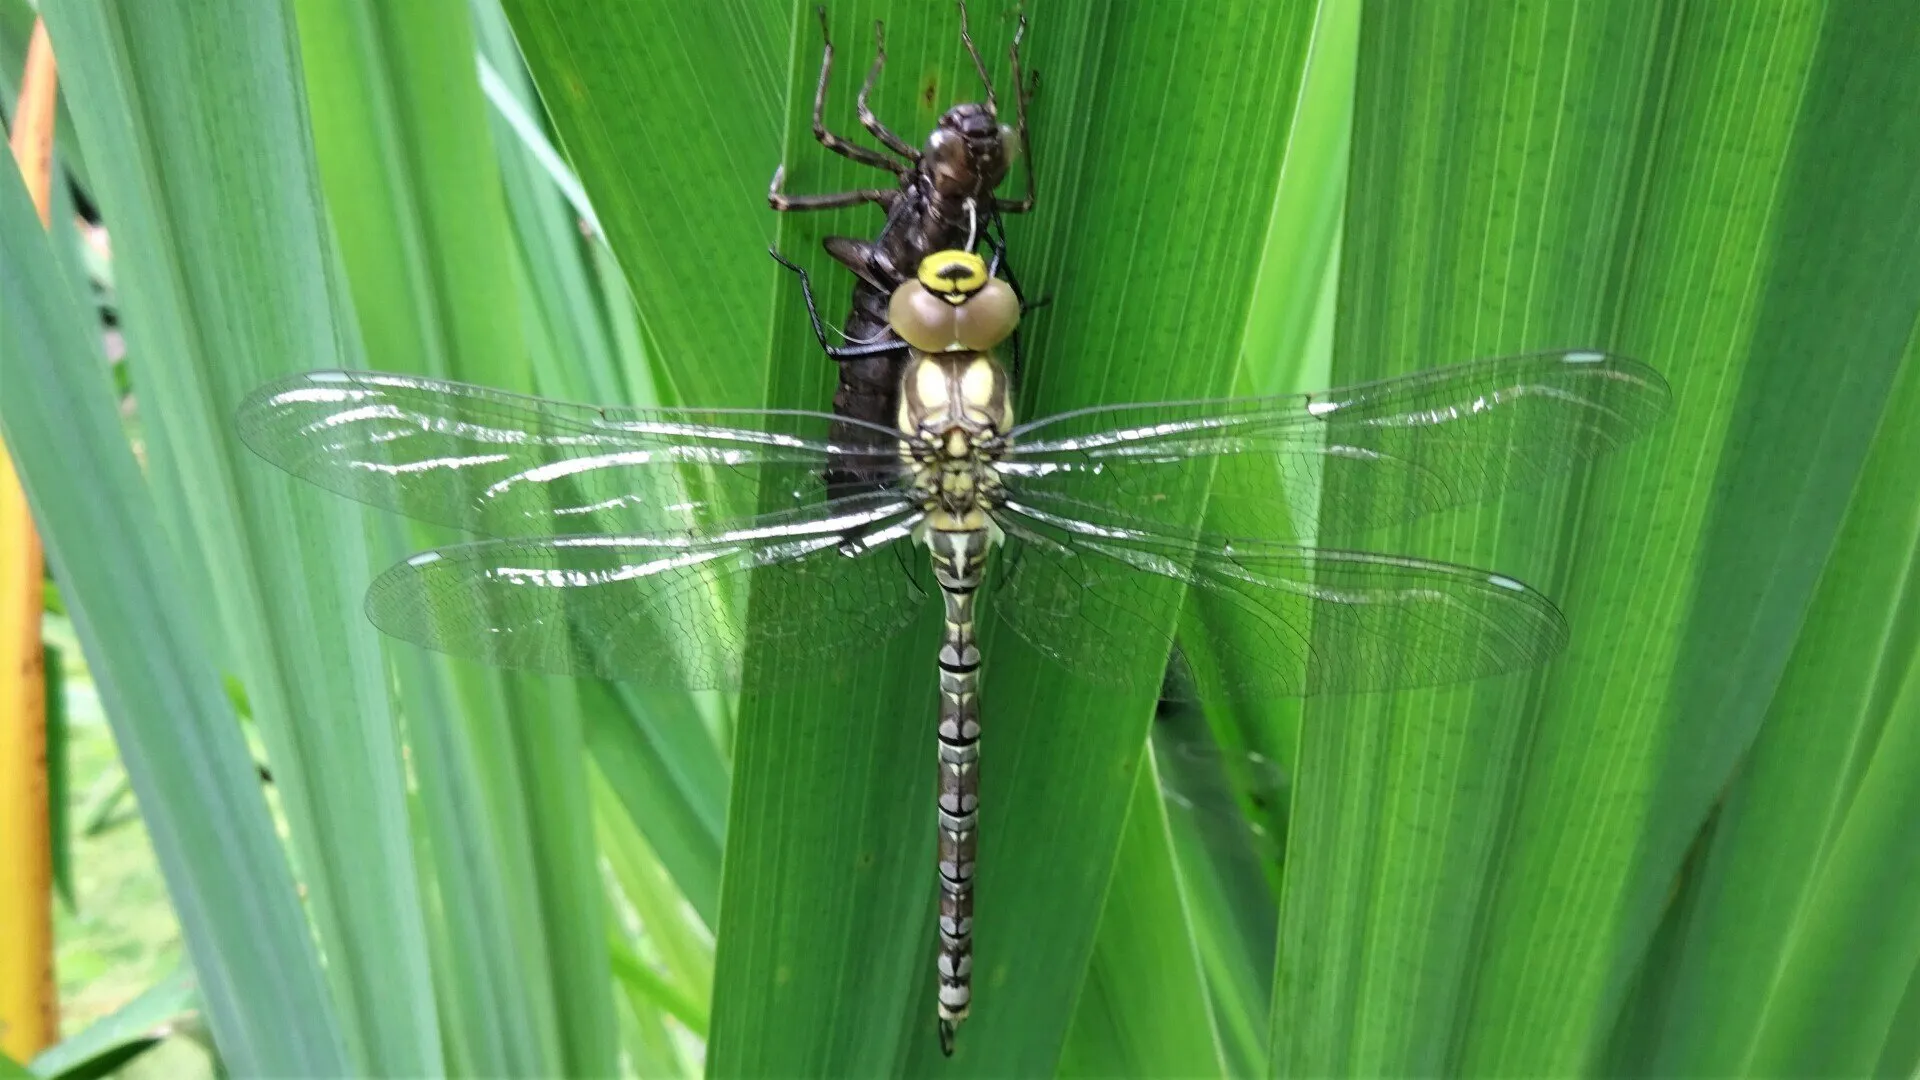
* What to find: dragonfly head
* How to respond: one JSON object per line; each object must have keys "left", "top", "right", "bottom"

{"left": 926, "top": 103, "right": 1015, "bottom": 199}
{"left": 889, "top": 250, "right": 1020, "bottom": 354}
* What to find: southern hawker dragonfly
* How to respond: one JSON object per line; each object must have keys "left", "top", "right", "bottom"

{"left": 236, "top": 248, "right": 1668, "bottom": 1053}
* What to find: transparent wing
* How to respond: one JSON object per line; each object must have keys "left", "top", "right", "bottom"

{"left": 1003, "top": 351, "right": 1669, "bottom": 540}
{"left": 992, "top": 501, "right": 1568, "bottom": 698}
{"left": 365, "top": 495, "right": 929, "bottom": 685}
{"left": 236, "top": 370, "right": 909, "bottom": 537}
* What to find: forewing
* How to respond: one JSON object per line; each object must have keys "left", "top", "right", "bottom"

{"left": 993, "top": 504, "right": 1567, "bottom": 698}
{"left": 236, "top": 370, "right": 907, "bottom": 536}
{"left": 1003, "top": 351, "right": 1669, "bottom": 540}
{"left": 365, "top": 496, "right": 928, "bottom": 686}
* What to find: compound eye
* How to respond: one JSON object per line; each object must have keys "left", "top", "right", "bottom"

{"left": 953, "top": 278, "right": 1020, "bottom": 351}
{"left": 889, "top": 280, "right": 959, "bottom": 353}
{"left": 925, "top": 127, "right": 962, "bottom": 163}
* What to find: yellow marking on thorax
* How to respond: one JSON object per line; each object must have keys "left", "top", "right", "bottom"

{"left": 960, "top": 358, "right": 998, "bottom": 422}
{"left": 915, "top": 361, "right": 952, "bottom": 415}
{"left": 927, "top": 508, "right": 989, "bottom": 532}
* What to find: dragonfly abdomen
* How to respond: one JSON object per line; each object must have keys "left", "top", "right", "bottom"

{"left": 928, "top": 524, "right": 989, "bottom": 1054}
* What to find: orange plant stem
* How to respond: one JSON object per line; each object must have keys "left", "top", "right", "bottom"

{"left": 0, "top": 16, "right": 58, "bottom": 1062}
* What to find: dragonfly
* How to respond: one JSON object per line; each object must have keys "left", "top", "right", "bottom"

{"left": 769, "top": 1, "right": 1036, "bottom": 491}
{"left": 236, "top": 248, "right": 1668, "bottom": 1054}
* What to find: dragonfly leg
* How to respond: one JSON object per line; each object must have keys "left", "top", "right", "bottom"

{"left": 981, "top": 218, "right": 1045, "bottom": 384}
{"left": 856, "top": 18, "right": 922, "bottom": 161}
{"left": 767, "top": 164, "right": 897, "bottom": 213}
{"left": 955, "top": 0, "right": 998, "bottom": 117}
{"left": 987, "top": 219, "right": 1051, "bottom": 313}
{"left": 980, "top": 226, "right": 1025, "bottom": 383}
{"left": 982, "top": 217, "right": 1024, "bottom": 298}
{"left": 997, "top": 10, "right": 1037, "bottom": 214}
{"left": 767, "top": 247, "right": 909, "bottom": 361}
{"left": 806, "top": 7, "right": 909, "bottom": 176}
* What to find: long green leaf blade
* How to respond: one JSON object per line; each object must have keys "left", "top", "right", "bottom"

{"left": 0, "top": 159, "right": 346, "bottom": 1080}
{"left": 1277, "top": 1, "right": 1920, "bottom": 1075}
{"left": 294, "top": 0, "right": 620, "bottom": 1072}
{"left": 1059, "top": 754, "right": 1223, "bottom": 1079}
{"left": 501, "top": 0, "right": 786, "bottom": 411}
{"left": 37, "top": 0, "right": 448, "bottom": 1071}
{"left": 1649, "top": 328, "right": 1920, "bottom": 1075}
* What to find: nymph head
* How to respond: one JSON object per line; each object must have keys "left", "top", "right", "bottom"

{"left": 923, "top": 103, "right": 1015, "bottom": 199}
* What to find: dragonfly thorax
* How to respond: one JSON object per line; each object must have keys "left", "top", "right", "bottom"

{"left": 899, "top": 350, "right": 1011, "bottom": 524}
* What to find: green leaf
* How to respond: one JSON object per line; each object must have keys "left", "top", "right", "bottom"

{"left": 1875, "top": 970, "right": 1920, "bottom": 1078}
{"left": 592, "top": 776, "right": 710, "bottom": 1080}
{"left": 592, "top": 768, "right": 714, "bottom": 1033}
{"left": 473, "top": 0, "right": 628, "bottom": 406}
{"left": 0, "top": 142, "right": 345, "bottom": 1079}
{"left": 43, "top": 638, "right": 71, "bottom": 910}
{"left": 501, "top": 0, "right": 787, "bottom": 410}
{"left": 1652, "top": 328, "right": 1920, "bottom": 1075}
{"left": 293, "top": 0, "right": 621, "bottom": 1072}
{"left": 1277, "top": 0, "right": 1920, "bottom": 1074}
{"left": 28, "top": 966, "right": 195, "bottom": 1080}
{"left": 1059, "top": 754, "right": 1222, "bottom": 1079}
{"left": 580, "top": 681, "right": 727, "bottom": 927}
{"left": 474, "top": 0, "right": 729, "bottom": 936}
{"left": 1159, "top": 15, "right": 1358, "bottom": 1064}
{"left": 606, "top": 934, "right": 711, "bottom": 1041}
{"left": 39, "top": 0, "right": 446, "bottom": 1072}
{"left": 1745, "top": 663, "right": 1920, "bottom": 1076}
